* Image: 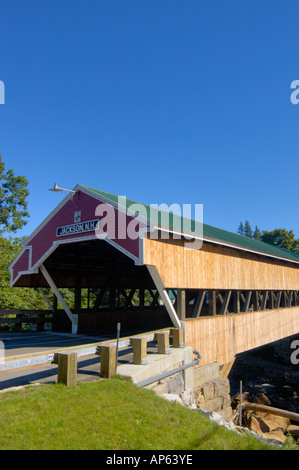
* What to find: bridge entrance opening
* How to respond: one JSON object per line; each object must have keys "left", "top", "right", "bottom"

{"left": 13, "top": 239, "right": 172, "bottom": 336}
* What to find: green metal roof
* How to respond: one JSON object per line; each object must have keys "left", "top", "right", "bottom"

{"left": 82, "top": 185, "right": 299, "bottom": 264}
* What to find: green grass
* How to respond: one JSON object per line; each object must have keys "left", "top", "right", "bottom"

{"left": 0, "top": 378, "right": 277, "bottom": 450}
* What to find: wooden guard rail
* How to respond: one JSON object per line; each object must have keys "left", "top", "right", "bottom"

{"left": 0, "top": 310, "right": 53, "bottom": 331}
{"left": 0, "top": 327, "right": 184, "bottom": 387}
{"left": 96, "top": 327, "right": 184, "bottom": 379}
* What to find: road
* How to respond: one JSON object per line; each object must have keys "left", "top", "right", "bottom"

{"left": 0, "top": 331, "right": 113, "bottom": 391}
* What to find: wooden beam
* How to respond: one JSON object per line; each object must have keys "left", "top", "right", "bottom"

{"left": 171, "top": 328, "right": 184, "bottom": 348}
{"left": 220, "top": 357, "right": 236, "bottom": 378}
{"left": 131, "top": 337, "right": 148, "bottom": 365}
{"left": 120, "top": 289, "right": 137, "bottom": 309}
{"left": 233, "top": 291, "right": 240, "bottom": 313}
{"left": 261, "top": 290, "right": 268, "bottom": 310}
{"left": 40, "top": 264, "right": 78, "bottom": 334}
{"left": 147, "top": 265, "right": 181, "bottom": 329}
{"left": 283, "top": 291, "right": 288, "bottom": 308}
{"left": 38, "top": 288, "right": 54, "bottom": 312}
{"left": 275, "top": 291, "right": 282, "bottom": 309}
{"left": 74, "top": 273, "right": 81, "bottom": 316}
{"left": 208, "top": 290, "right": 217, "bottom": 316}
{"left": 54, "top": 352, "right": 77, "bottom": 387}
{"left": 139, "top": 288, "right": 145, "bottom": 309}
{"left": 92, "top": 287, "right": 108, "bottom": 311}
{"left": 177, "top": 289, "right": 186, "bottom": 320}
{"left": 148, "top": 289, "right": 160, "bottom": 307}
{"left": 252, "top": 291, "right": 259, "bottom": 311}
{"left": 288, "top": 291, "right": 293, "bottom": 307}
{"left": 269, "top": 291, "right": 275, "bottom": 310}
{"left": 155, "top": 332, "right": 170, "bottom": 354}
{"left": 219, "top": 291, "right": 231, "bottom": 315}
{"left": 192, "top": 290, "right": 206, "bottom": 318}
{"left": 100, "top": 345, "right": 117, "bottom": 378}
{"left": 242, "top": 401, "right": 299, "bottom": 423}
{"left": 242, "top": 291, "right": 252, "bottom": 313}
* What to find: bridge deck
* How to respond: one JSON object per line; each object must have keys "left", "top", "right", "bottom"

{"left": 0, "top": 332, "right": 115, "bottom": 390}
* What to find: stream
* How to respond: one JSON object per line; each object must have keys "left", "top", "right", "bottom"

{"left": 228, "top": 338, "right": 299, "bottom": 414}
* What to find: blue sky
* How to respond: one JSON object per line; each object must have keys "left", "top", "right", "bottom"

{"left": 1, "top": 0, "right": 299, "bottom": 239}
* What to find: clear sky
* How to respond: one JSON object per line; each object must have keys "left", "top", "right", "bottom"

{"left": 1, "top": 0, "right": 299, "bottom": 239}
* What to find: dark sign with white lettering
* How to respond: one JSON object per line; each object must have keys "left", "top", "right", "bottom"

{"left": 56, "top": 219, "right": 99, "bottom": 237}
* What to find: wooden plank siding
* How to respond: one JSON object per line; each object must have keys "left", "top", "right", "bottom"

{"left": 143, "top": 237, "right": 299, "bottom": 291}
{"left": 184, "top": 307, "right": 299, "bottom": 366}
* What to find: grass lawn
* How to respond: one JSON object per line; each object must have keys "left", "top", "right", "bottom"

{"left": 0, "top": 378, "right": 278, "bottom": 450}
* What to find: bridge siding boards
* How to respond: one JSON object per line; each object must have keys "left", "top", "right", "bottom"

{"left": 185, "top": 307, "right": 299, "bottom": 366}
{"left": 143, "top": 238, "right": 299, "bottom": 290}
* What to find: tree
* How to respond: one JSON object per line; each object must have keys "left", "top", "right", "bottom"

{"left": 244, "top": 220, "right": 253, "bottom": 238}
{"left": 237, "top": 220, "right": 255, "bottom": 238}
{"left": 238, "top": 220, "right": 299, "bottom": 253}
{"left": 0, "top": 155, "right": 29, "bottom": 234}
{"left": 0, "top": 158, "right": 44, "bottom": 314}
{"left": 261, "top": 229, "right": 299, "bottom": 253}
{"left": 0, "top": 236, "right": 48, "bottom": 310}
{"left": 237, "top": 221, "right": 245, "bottom": 236}
{"left": 253, "top": 225, "right": 262, "bottom": 240}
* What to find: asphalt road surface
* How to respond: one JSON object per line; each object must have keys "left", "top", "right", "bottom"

{"left": 0, "top": 331, "right": 113, "bottom": 391}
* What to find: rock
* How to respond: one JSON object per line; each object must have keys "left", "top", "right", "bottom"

{"left": 247, "top": 413, "right": 270, "bottom": 434}
{"left": 262, "top": 430, "right": 287, "bottom": 444}
{"left": 180, "top": 390, "right": 195, "bottom": 407}
{"left": 245, "top": 407, "right": 291, "bottom": 444}
{"left": 287, "top": 424, "right": 299, "bottom": 439}
{"left": 212, "top": 377, "right": 230, "bottom": 397}
{"left": 253, "top": 393, "right": 271, "bottom": 406}
{"left": 196, "top": 392, "right": 205, "bottom": 406}
{"left": 199, "top": 396, "right": 223, "bottom": 413}
{"left": 167, "top": 372, "right": 184, "bottom": 395}
{"left": 162, "top": 393, "right": 183, "bottom": 405}
{"left": 201, "top": 381, "right": 215, "bottom": 401}
{"left": 263, "top": 414, "right": 289, "bottom": 432}
{"left": 217, "top": 406, "right": 233, "bottom": 421}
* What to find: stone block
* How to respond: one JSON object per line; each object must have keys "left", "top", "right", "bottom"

{"left": 217, "top": 407, "right": 233, "bottom": 421}
{"left": 180, "top": 389, "right": 195, "bottom": 407}
{"left": 222, "top": 393, "right": 231, "bottom": 409}
{"left": 212, "top": 377, "right": 230, "bottom": 397}
{"left": 199, "top": 396, "right": 223, "bottom": 413}
{"left": 167, "top": 372, "right": 184, "bottom": 395}
{"left": 193, "top": 362, "right": 220, "bottom": 387}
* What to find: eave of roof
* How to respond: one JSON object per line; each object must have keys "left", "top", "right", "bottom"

{"left": 81, "top": 185, "right": 299, "bottom": 265}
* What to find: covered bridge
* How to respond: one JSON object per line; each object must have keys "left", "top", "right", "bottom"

{"left": 9, "top": 184, "right": 299, "bottom": 368}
